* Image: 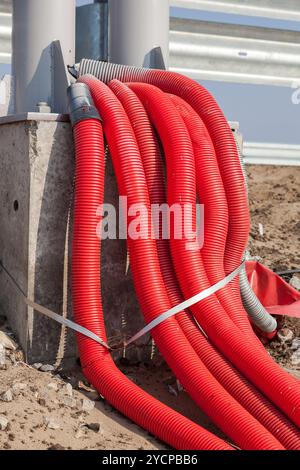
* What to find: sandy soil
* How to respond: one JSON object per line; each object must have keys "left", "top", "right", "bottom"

{"left": 247, "top": 165, "right": 300, "bottom": 368}
{"left": 247, "top": 165, "right": 300, "bottom": 272}
{"left": 0, "top": 355, "right": 228, "bottom": 450}
{"left": 0, "top": 164, "right": 299, "bottom": 450}
{"left": 0, "top": 358, "right": 167, "bottom": 451}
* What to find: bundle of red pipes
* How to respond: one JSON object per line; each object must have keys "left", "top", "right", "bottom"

{"left": 68, "top": 63, "right": 300, "bottom": 450}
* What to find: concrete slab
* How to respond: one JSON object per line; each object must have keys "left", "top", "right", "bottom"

{"left": 0, "top": 115, "right": 152, "bottom": 365}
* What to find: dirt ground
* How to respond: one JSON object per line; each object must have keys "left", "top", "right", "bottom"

{"left": 0, "top": 164, "right": 299, "bottom": 450}
{"left": 247, "top": 165, "right": 300, "bottom": 367}
{"left": 247, "top": 165, "right": 300, "bottom": 273}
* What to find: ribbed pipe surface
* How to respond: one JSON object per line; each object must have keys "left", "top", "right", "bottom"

{"left": 109, "top": 80, "right": 300, "bottom": 450}
{"left": 76, "top": 76, "right": 284, "bottom": 450}
{"left": 72, "top": 118, "right": 233, "bottom": 450}
{"left": 69, "top": 61, "right": 300, "bottom": 449}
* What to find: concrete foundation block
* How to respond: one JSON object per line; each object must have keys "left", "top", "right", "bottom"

{"left": 0, "top": 114, "right": 152, "bottom": 365}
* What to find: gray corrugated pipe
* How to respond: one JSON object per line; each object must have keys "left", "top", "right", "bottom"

{"left": 233, "top": 135, "right": 277, "bottom": 334}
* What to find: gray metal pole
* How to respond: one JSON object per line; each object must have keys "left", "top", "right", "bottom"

{"left": 12, "top": 0, "right": 75, "bottom": 114}
{"left": 109, "top": 0, "right": 169, "bottom": 69}
{"left": 76, "top": 0, "right": 108, "bottom": 63}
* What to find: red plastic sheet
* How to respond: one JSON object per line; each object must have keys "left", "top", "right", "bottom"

{"left": 246, "top": 261, "right": 300, "bottom": 318}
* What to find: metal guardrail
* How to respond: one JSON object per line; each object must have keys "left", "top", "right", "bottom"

{"left": 0, "top": 0, "right": 12, "bottom": 64}
{"left": 170, "top": 0, "right": 300, "bottom": 22}
{"left": 170, "top": 18, "right": 300, "bottom": 87}
{"left": 243, "top": 142, "right": 300, "bottom": 166}
{"left": 3, "top": 2, "right": 300, "bottom": 87}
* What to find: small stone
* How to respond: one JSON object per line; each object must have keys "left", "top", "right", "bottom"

{"left": 0, "top": 331, "right": 17, "bottom": 351}
{"left": 40, "top": 364, "right": 55, "bottom": 373}
{"left": 38, "top": 398, "right": 47, "bottom": 407}
{"left": 0, "top": 415, "right": 9, "bottom": 430}
{"left": 290, "top": 350, "right": 300, "bottom": 367}
{"left": 59, "top": 383, "right": 73, "bottom": 397}
{"left": 81, "top": 398, "right": 95, "bottom": 413}
{"left": 0, "top": 389, "right": 13, "bottom": 402}
{"left": 47, "top": 382, "right": 58, "bottom": 391}
{"left": 60, "top": 395, "right": 77, "bottom": 408}
{"left": 44, "top": 416, "right": 60, "bottom": 430}
{"left": 290, "top": 275, "right": 300, "bottom": 291}
{"left": 32, "top": 363, "right": 43, "bottom": 370}
{"left": 12, "top": 383, "right": 27, "bottom": 396}
{"left": 291, "top": 338, "right": 300, "bottom": 351}
{"left": 85, "top": 422, "right": 101, "bottom": 433}
{"left": 277, "top": 328, "right": 294, "bottom": 343}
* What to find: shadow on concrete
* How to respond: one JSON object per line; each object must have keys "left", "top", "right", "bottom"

{"left": 31, "top": 122, "right": 75, "bottom": 365}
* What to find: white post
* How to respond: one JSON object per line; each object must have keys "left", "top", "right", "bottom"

{"left": 109, "top": 0, "right": 169, "bottom": 69}
{"left": 12, "top": 0, "right": 75, "bottom": 114}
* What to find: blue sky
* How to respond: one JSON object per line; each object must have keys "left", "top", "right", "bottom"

{"left": 2, "top": 0, "right": 300, "bottom": 144}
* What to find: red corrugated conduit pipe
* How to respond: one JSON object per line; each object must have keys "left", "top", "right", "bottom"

{"left": 75, "top": 76, "right": 283, "bottom": 450}
{"left": 125, "top": 80, "right": 300, "bottom": 428}
{"left": 68, "top": 63, "right": 300, "bottom": 448}
{"left": 68, "top": 83, "right": 233, "bottom": 450}
{"left": 168, "top": 94, "right": 266, "bottom": 346}
{"left": 76, "top": 61, "right": 300, "bottom": 428}
{"left": 107, "top": 80, "right": 300, "bottom": 450}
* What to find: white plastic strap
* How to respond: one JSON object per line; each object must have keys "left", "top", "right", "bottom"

{"left": 25, "top": 299, "right": 111, "bottom": 350}
{"left": 125, "top": 262, "right": 244, "bottom": 346}
{"left": 25, "top": 262, "right": 244, "bottom": 350}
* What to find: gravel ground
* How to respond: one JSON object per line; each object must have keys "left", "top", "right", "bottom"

{"left": 0, "top": 343, "right": 167, "bottom": 450}
{"left": 0, "top": 164, "right": 299, "bottom": 450}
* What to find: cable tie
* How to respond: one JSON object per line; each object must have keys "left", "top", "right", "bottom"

{"left": 22, "top": 262, "right": 244, "bottom": 351}
{"left": 25, "top": 299, "right": 111, "bottom": 350}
